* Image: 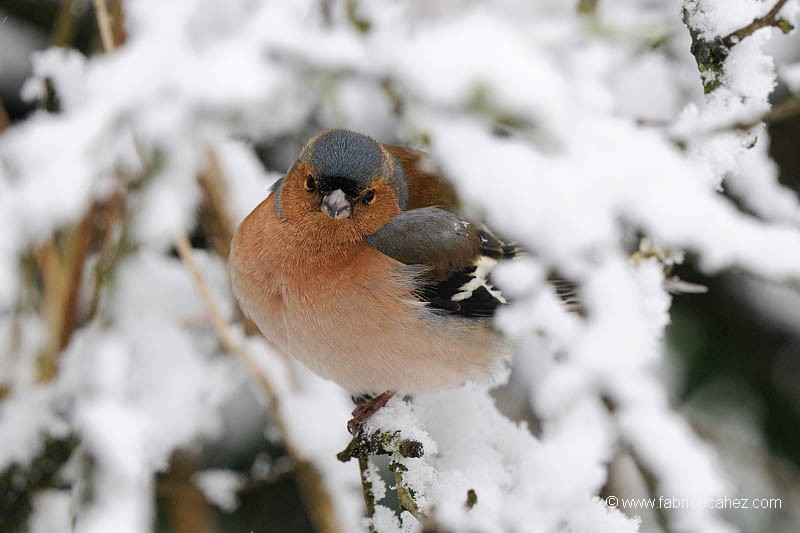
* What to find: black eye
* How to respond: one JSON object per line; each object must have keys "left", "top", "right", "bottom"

{"left": 304, "top": 175, "right": 315, "bottom": 192}
{"left": 363, "top": 189, "right": 376, "bottom": 205}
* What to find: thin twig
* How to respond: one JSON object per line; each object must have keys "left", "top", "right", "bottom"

{"left": 391, "top": 461, "right": 424, "bottom": 521}
{"left": 174, "top": 232, "right": 281, "bottom": 408}
{"left": 95, "top": 0, "right": 277, "bottom": 409}
{"left": 0, "top": 96, "right": 10, "bottom": 132}
{"left": 722, "top": 0, "right": 793, "bottom": 47}
{"left": 197, "top": 148, "right": 292, "bottom": 346}
{"left": 90, "top": 5, "right": 339, "bottom": 531}
{"left": 764, "top": 94, "right": 800, "bottom": 125}
{"left": 51, "top": 0, "right": 81, "bottom": 47}
{"left": 87, "top": 191, "right": 125, "bottom": 320}
{"left": 735, "top": 94, "right": 800, "bottom": 130}
{"left": 687, "top": 94, "right": 800, "bottom": 138}
{"left": 603, "top": 397, "right": 673, "bottom": 533}
{"left": 58, "top": 205, "right": 97, "bottom": 348}
{"left": 358, "top": 454, "right": 377, "bottom": 533}
{"left": 577, "top": 0, "right": 598, "bottom": 15}
{"left": 92, "top": 0, "right": 116, "bottom": 52}
{"left": 109, "top": 0, "right": 128, "bottom": 47}
{"left": 338, "top": 426, "right": 425, "bottom": 525}
{"left": 684, "top": 0, "right": 794, "bottom": 95}
{"left": 197, "top": 149, "right": 235, "bottom": 259}
{"left": 174, "top": 232, "right": 341, "bottom": 533}
{"left": 161, "top": 452, "right": 215, "bottom": 533}
{"left": 35, "top": 239, "right": 65, "bottom": 381}
{"left": 1, "top": 253, "right": 34, "bottom": 398}
{"left": 35, "top": 204, "right": 98, "bottom": 382}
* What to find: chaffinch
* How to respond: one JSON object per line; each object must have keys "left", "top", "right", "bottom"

{"left": 229, "top": 129, "right": 517, "bottom": 433}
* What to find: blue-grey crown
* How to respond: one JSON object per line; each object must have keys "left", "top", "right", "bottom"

{"left": 308, "top": 130, "right": 381, "bottom": 188}
{"left": 304, "top": 129, "right": 409, "bottom": 209}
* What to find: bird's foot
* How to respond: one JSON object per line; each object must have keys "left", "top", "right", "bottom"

{"left": 347, "top": 390, "right": 396, "bottom": 435}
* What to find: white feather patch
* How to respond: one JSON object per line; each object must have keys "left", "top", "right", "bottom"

{"left": 451, "top": 256, "right": 508, "bottom": 304}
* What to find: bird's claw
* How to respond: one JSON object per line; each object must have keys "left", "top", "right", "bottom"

{"left": 347, "top": 390, "right": 396, "bottom": 435}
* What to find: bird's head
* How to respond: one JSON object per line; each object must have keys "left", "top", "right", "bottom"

{"left": 273, "top": 129, "right": 408, "bottom": 245}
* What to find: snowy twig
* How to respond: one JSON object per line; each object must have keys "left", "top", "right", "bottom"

{"left": 357, "top": 454, "right": 377, "bottom": 533}
{"left": 98, "top": 0, "right": 283, "bottom": 475}
{"left": 195, "top": 148, "right": 294, "bottom": 355}
{"left": 174, "top": 233, "right": 282, "bottom": 414}
{"left": 389, "top": 461, "right": 425, "bottom": 521}
{"left": 683, "top": 25, "right": 727, "bottom": 93}
{"left": 86, "top": 6, "right": 339, "bottom": 530}
{"left": 174, "top": 232, "right": 341, "bottom": 533}
{"left": 341, "top": 444, "right": 378, "bottom": 527}
{"left": 602, "top": 397, "right": 674, "bottom": 533}
{"left": 338, "top": 427, "right": 425, "bottom": 526}
{"left": 761, "top": 93, "right": 800, "bottom": 125}
{"left": 86, "top": 191, "right": 126, "bottom": 321}
{"left": 34, "top": 187, "right": 98, "bottom": 382}
{"left": 671, "top": 93, "right": 800, "bottom": 141}
{"left": 3, "top": 253, "right": 36, "bottom": 379}
{"left": 722, "top": 0, "right": 794, "bottom": 47}
{"left": 337, "top": 429, "right": 425, "bottom": 463}
{"left": 684, "top": 0, "right": 795, "bottom": 93}
{"left": 93, "top": 7, "right": 325, "bottom": 523}
{"left": 625, "top": 446, "right": 672, "bottom": 533}
{"left": 3, "top": 84, "right": 111, "bottom": 392}
{"left": 25, "top": 130, "right": 152, "bottom": 384}
{"left": 92, "top": 0, "right": 246, "bottom": 384}
{"left": 731, "top": 94, "right": 800, "bottom": 130}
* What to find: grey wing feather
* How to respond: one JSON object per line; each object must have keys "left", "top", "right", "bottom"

{"left": 366, "top": 207, "right": 481, "bottom": 280}
{"left": 366, "top": 207, "right": 509, "bottom": 317}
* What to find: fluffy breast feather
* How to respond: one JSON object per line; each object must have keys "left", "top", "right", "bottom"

{"left": 229, "top": 195, "right": 509, "bottom": 394}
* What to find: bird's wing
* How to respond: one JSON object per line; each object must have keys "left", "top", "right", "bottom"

{"left": 366, "top": 207, "right": 515, "bottom": 317}
{"left": 382, "top": 144, "right": 460, "bottom": 211}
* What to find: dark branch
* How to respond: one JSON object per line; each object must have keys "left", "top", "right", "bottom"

{"left": 0, "top": 435, "right": 79, "bottom": 533}
{"left": 684, "top": 0, "right": 795, "bottom": 94}
{"left": 577, "top": 0, "right": 598, "bottom": 15}
{"left": 722, "top": 0, "right": 794, "bottom": 47}
{"left": 358, "top": 454, "right": 376, "bottom": 533}
{"left": 718, "top": 94, "right": 800, "bottom": 133}
{"left": 337, "top": 429, "right": 424, "bottom": 463}
{"left": 756, "top": 94, "right": 800, "bottom": 127}
{"left": 338, "top": 427, "right": 426, "bottom": 528}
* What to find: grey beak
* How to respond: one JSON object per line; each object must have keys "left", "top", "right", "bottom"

{"left": 320, "top": 189, "right": 352, "bottom": 219}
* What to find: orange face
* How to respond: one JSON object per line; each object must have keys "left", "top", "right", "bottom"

{"left": 276, "top": 159, "right": 403, "bottom": 247}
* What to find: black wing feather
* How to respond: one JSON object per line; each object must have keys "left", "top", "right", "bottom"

{"left": 367, "top": 209, "right": 517, "bottom": 318}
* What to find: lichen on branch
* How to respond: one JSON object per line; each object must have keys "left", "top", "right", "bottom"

{"left": 683, "top": 0, "right": 795, "bottom": 94}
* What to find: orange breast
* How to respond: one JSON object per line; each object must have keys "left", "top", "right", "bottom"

{"left": 230, "top": 194, "right": 507, "bottom": 395}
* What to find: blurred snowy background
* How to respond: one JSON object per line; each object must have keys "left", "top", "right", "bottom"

{"left": 1, "top": 0, "right": 800, "bottom": 532}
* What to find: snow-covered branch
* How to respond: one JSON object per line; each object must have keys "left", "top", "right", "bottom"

{"left": 1, "top": 0, "right": 799, "bottom": 532}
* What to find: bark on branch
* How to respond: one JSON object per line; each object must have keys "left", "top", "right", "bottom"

{"left": 338, "top": 426, "right": 426, "bottom": 528}
{"left": 722, "top": 0, "right": 794, "bottom": 47}
{"left": 684, "top": 0, "right": 795, "bottom": 94}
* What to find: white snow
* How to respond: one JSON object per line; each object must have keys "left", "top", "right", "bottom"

{"left": 2, "top": 0, "right": 800, "bottom": 532}
{"left": 29, "top": 490, "right": 73, "bottom": 533}
{"left": 781, "top": 60, "right": 800, "bottom": 91}
{"left": 192, "top": 469, "right": 245, "bottom": 511}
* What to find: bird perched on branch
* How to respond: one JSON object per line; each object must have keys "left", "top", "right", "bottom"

{"left": 230, "top": 129, "right": 517, "bottom": 433}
